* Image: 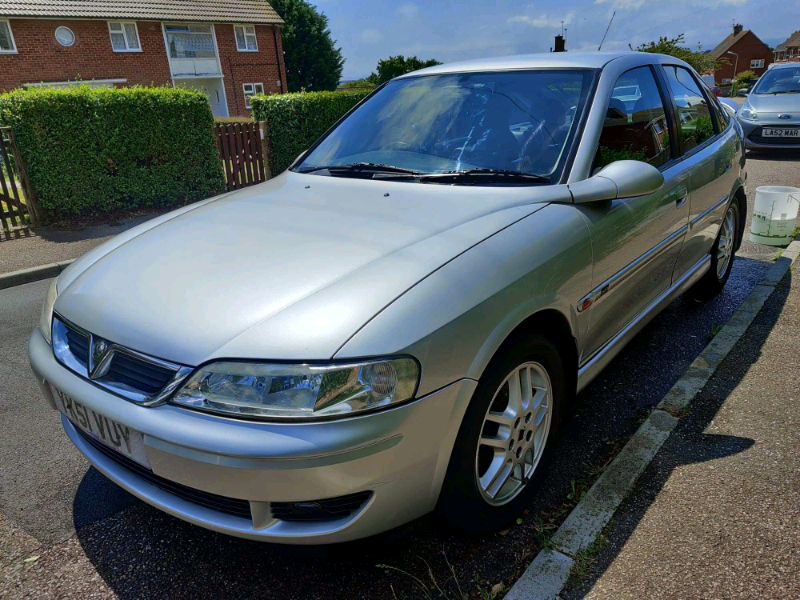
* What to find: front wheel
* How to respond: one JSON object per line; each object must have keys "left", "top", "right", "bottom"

{"left": 437, "top": 334, "right": 564, "bottom": 533}
{"left": 691, "top": 200, "right": 739, "bottom": 301}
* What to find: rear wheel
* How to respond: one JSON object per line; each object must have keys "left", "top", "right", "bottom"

{"left": 438, "top": 334, "right": 564, "bottom": 533}
{"left": 691, "top": 200, "right": 739, "bottom": 301}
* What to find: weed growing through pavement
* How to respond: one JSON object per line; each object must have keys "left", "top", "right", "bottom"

{"left": 707, "top": 324, "right": 724, "bottom": 340}
{"left": 565, "top": 533, "right": 609, "bottom": 589}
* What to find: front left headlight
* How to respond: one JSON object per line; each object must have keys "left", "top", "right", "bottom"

{"left": 171, "top": 357, "right": 419, "bottom": 420}
{"left": 39, "top": 279, "right": 58, "bottom": 344}
{"left": 739, "top": 105, "right": 758, "bottom": 122}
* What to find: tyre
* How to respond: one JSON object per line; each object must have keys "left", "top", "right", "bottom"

{"left": 691, "top": 200, "right": 739, "bottom": 301}
{"left": 438, "top": 333, "right": 565, "bottom": 533}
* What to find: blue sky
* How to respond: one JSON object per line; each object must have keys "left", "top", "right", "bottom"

{"left": 311, "top": 0, "right": 800, "bottom": 80}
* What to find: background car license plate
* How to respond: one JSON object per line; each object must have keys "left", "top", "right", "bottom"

{"left": 50, "top": 385, "right": 150, "bottom": 468}
{"left": 762, "top": 128, "right": 800, "bottom": 138}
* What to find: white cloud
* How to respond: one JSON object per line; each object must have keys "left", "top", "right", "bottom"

{"left": 396, "top": 4, "right": 419, "bottom": 19}
{"left": 507, "top": 11, "right": 575, "bottom": 28}
{"left": 360, "top": 28, "right": 382, "bottom": 43}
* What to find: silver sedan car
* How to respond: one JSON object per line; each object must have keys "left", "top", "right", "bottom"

{"left": 737, "top": 63, "right": 800, "bottom": 150}
{"left": 29, "top": 52, "right": 746, "bottom": 544}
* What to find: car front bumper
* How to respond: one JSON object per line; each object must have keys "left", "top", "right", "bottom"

{"left": 739, "top": 118, "right": 800, "bottom": 149}
{"left": 28, "top": 327, "right": 477, "bottom": 544}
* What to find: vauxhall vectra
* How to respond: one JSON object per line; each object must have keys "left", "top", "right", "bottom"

{"left": 29, "top": 52, "right": 746, "bottom": 543}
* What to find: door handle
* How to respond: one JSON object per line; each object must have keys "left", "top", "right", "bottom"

{"left": 676, "top": 186, "right": 688, "bottom": 208}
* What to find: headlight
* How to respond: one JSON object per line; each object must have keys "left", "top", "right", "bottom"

{"left": 171, "top": 357, "right": 419, "bottom": 420}
{"left": 39, "top": 279, "right": 58, "bottom": 344}
{"left": 739, "top": 106, "right": 758, "bottom": 122}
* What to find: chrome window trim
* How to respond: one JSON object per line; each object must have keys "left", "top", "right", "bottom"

{"left": 52, "top": 313, "right": 192, "bottom": 406}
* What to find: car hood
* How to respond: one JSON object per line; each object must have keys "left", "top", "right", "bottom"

{"left": 746, "top": 93, "right": 800, "bottom": 117}
{"left": 55, "top": 172, "right": 567, "bottom": 365}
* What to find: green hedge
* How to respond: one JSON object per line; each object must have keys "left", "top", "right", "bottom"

{"left": 0, "top": 86, "right": 225, "bottom": 221}
{"left": 250, "top": 90, "right": 370, "bottom": 176}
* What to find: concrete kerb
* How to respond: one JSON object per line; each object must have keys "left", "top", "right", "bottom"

{"left": 506, "top": 236, "right": 800, "bottom": 600}
{"left": 0, "top": 260, "right": 74, "bottom": 291}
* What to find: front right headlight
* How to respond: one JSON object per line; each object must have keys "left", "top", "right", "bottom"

{"left": 739, "top": 105, "right": 758, "bottom": 122}
{"left": 171, "top": 357, "right": 420, "bottom": 420}
{"left": 39, "top": 279, "right": 58, "bottom": 344}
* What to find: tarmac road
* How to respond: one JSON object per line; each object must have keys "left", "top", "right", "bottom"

{"left": 0, "top": 152, "right": 796, "bottom": 599}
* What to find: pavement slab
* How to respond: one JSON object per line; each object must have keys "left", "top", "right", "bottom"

{"left": 568, "top": 266, "right": 800, "bottom": 599}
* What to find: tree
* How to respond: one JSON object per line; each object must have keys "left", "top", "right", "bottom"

{"left": 271, "top": 0, "right": 345, "bottom": 92}
{"left": 731, "top": 70, "right": 757, "bottom": 96}
{"left": 631, "top": 34, "right": 722, "bottom": 75}
{"left": 368, "top": 55, "right": 442, "bottom": 84}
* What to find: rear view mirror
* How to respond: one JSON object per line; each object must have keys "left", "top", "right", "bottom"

{"left": 719, "top": 98, "right": 739, "bottom": 117}
{"left": 569, "top": 160, "right": 665, "bottom": 203}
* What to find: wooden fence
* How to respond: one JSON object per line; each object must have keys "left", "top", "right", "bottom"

{"left": 215, "top": 121, "right": 269, "bottom": 192}
{"left": 0, "top": 127, "right": 40, "bottom": 231}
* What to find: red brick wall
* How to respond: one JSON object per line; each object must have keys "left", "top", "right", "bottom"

{"left": 0, "top": 18, "right": 172, "bottom": 91}
{"left": 215, "top": 23, "right": 286, "bottom": 117}
{"left": 714, "top": 31, "right": 774, "bottom": 84}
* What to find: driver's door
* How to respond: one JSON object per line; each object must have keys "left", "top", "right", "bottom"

{"left": 577, "top": 65, "right": 690, "bottom": 364}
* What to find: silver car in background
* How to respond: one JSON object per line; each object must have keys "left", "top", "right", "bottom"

{"left": 737, "top": 62, "right": 800, "bottom": 149}
{"left": 29, "top": 52, "right": 746, "bottom": 544}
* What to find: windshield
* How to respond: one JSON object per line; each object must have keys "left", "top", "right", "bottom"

{"left": 296, "top": 69, "right": 594, "bottom": 182}
{"left": 752, "top": 67, "right": 800, "bottom": 94}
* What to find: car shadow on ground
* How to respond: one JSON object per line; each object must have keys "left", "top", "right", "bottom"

{"left": 71, "top": 257, "right": 780, "bottom": 600}
{"left": 564, "top": 269, "right": 792, "bottom": 599}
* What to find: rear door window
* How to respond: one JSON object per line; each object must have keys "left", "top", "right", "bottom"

{"left": 662, "top": 66, "right": 716, "bottom": 152}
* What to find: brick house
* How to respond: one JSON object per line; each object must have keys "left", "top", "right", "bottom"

{"left": 709, "top": 23, "right": 773, "bottom": 85}
{"left": 0, "top": 0, "right": 287, "bottom": 117}
{"left": 774, "top": 30, "right": 800, "bottom": 63}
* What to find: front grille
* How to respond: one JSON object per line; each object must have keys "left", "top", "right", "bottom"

{"left": 271, "top": 492, "right": 372, "bottom": 522}
{"left": 75, "top": 427, "right": 252, "bottom": 520}
{"left": 55, "top": 315, "right": 185, "bottom": 403}
{"left": 64, "top": 327, "right": 89, "bottom": 368}
{"left": 748, "top": 125, "right": 800, "bottom": 145}
{"left": 105, "top": 352, "right": 176, "bottom": 395}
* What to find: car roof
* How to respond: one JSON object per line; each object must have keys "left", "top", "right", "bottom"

{"left": 397, "top": 51, "right": 678, "bottom": 78}
{"left": 769, "top": 61, "right": 800, "bottom": 70}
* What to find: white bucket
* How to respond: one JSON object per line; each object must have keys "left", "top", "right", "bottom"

{"left": 749, "top": 186, "right": 800, "bottom": 246}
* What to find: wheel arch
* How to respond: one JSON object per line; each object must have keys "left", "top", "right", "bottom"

{"left": 732, "top": 183, "right": 747, "bottom": 251}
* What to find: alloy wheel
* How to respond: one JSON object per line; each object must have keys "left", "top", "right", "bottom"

{"left": 475, "top": 361, "right": 553, "bottom": 506}
{"left": 716, "top": 205, "right": 736, "bottom": 279}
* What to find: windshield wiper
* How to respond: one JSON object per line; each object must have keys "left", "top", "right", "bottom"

{"left": 297, "top": 162, "right": 420, "bottom": 176}
{"left": 418, "top": 168, "right": 550, "bottom": 184}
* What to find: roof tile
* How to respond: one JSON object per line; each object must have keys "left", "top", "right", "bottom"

{"left": 0, "top": 0, "right": 283, "bottom": 25}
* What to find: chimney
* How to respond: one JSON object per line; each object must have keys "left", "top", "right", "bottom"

{"left": 733, "top": 23, "right": 743, "bottom": 36}
{"left": 554, "top": 35, "right": 566, "bottom": 52}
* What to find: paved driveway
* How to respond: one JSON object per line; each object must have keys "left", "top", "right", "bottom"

{"left": 0, "top": 153, "right": 796, "bottom": 599}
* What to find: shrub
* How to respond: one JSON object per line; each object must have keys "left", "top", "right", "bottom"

{"left": 0, "top": 86, "right": 225, "bottom": 221}
{"left": 250, "top": 90, "right": 370, "bottom": 175}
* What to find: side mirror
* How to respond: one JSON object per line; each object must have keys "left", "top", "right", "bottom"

{"left": 719, "top": 98, "right": 739, "bottom": 116}
{"left": 737, "top": 89, "right": 749, "bottom": 97}
{"left": 569, "top": 160, "right": 664, "bottom": 203}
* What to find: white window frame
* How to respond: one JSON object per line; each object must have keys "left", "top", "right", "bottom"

{"left": 721, "top": 78, "right": 732, "bottom": 85}
{"left": 108, "top": 21, "right": 142, "bottom": 52}
{"left": 243, "top": 83, "right": 264, "bottom": 108}
{"left": 750, "top": 58, "right": 764, "bottom": 69}
{"left": 0, "top": 19, "right": 17, "bottom": 53}
{"left": 234, "top": 24, "right": 258, "bottom": 52}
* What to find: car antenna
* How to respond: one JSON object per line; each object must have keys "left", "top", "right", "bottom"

{"left": 598, "top": 11, "right": 615, "bottom": 51}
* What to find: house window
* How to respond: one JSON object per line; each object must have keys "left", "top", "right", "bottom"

{"left": 164, "top": 24, "right": 216, "bottom": 59}
{"left": 108, "top": 21, "right": 140, "bottom": 52}
{"left": 234, "top": 25, "right": 258, "bottom": 51}
{"left": 722, "top": 78, "right": 732, "bottom": 85}
{"left": 55, "top": 26, "right": 75, "bottom": 47}
{"left": 750, "top": 59, "right": 765, "bottom": 69}
{"left": 0, "top": 19, "right": 16, "bottom": 52}
{"left": 243, "top": 83, "right": 264, "bottom": 108}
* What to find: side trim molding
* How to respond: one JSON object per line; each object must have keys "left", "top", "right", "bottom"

{"left": 690, "top": 194, "right": 729, "bottom": 230}
{"left": 577, "top": 254, "right": 711, "bottom": 392}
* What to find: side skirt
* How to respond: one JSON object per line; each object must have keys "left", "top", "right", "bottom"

{"left": 576, "top": 254, "right": 711, "bottom": 393}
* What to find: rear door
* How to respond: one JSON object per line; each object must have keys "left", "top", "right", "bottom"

{"left": 577, "top": 65, "right": 690, "bottom": 362}
{"left": 660, "top": 64, "right": 739, "bottom": 280}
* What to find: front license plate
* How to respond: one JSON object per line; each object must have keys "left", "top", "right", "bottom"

{"left": 762, "top": 128, "right": 800, "bottom": 138}
{"left": 51, "top": 385, "right": 150, "bottom": 468}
